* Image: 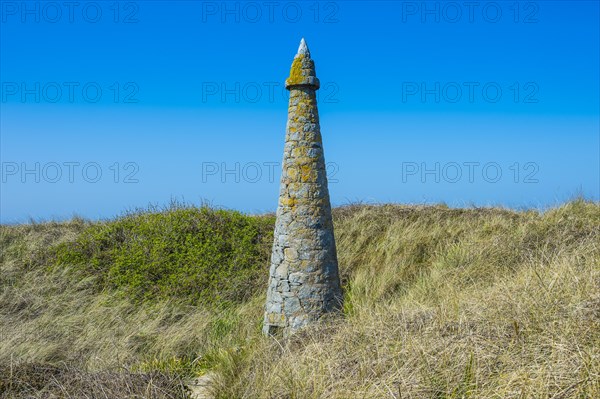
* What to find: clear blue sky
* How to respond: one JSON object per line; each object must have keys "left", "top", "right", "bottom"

{"left": 1, "top": 0, "right": 599, "bottom": 222}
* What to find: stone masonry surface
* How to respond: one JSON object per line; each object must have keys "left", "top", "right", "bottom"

{"left": 263, "top": 39, "right": 343, "bottom": 337}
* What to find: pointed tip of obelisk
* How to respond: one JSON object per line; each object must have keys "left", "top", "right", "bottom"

{"left": 286, "top": 37, "right": 319, "bottom": 90}
{"left": 297, "top": 38, "right": 310, "bottom": 57}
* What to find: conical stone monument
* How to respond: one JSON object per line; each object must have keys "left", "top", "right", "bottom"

{"left": 263, "top": 39, "right": 343, "bottom": 337}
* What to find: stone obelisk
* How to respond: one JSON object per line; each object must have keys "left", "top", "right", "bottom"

{"left": 263, "top": 38, "right": 342, "bottom": 337}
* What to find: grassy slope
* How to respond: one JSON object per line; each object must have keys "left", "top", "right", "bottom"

{"left": 1, "top": 201, "right": 598, "bottom": 398}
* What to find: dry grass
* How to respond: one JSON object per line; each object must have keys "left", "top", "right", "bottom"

{"left": 1, "top": 200, "right": 598, "bottom": 398}
{"left": 210, "top": 201, "right": 600, "bottom": 398}
{"left": 0, "top": 362, "right": 190, "bottom": 398}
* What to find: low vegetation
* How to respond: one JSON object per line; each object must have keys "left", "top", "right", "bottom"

{"left": 1, "top": 200, "right": 598, "bottom": 398}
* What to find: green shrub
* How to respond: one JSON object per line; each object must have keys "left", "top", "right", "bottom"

{"left": 51, "top": 206, "right": 275, "bottom": 305}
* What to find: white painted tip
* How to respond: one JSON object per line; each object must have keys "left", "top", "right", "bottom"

{"left": 297, "top": 38, "right": 310, "bottom": 57}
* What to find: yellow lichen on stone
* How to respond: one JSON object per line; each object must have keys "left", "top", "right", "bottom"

{"left": 287, "top": 55, "right": 305, "bottom": 86}
{"left": 300, "top": 164, "right": 314, "bottom": 182}
{"left": 295, "top": 156, "right": 314, "bottom": 166}
{"left": 287, "top": 167, "right": 299, "bottom": 180}
{"left": 267, "top": 313, "right": 285, "bottom": 324}
{"left": 281, "top": 196, "right": 297, "bottom": 208}
{"left": 296, "top": 96, "right": 311, "bottom": 111}
{"left": 292, "top": 146, "right": 309, "bottom": 158}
